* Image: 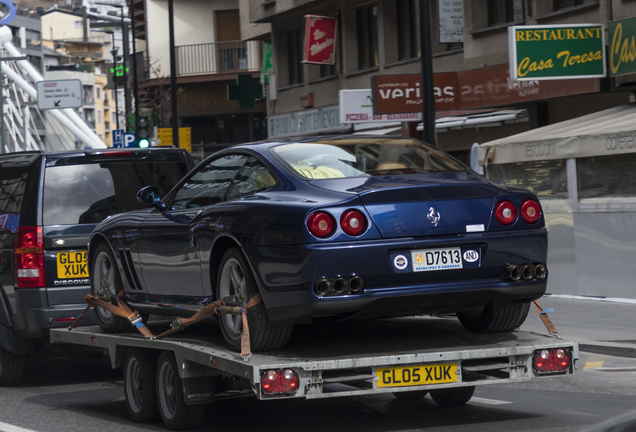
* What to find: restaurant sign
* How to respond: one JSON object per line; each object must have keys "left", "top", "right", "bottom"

{"left": 608, "top": 18, "right": 636, "bottom": 76}
{"left": 508, "top": 24, "right": 605, "bottom": 81}
{"left": 303, "top": 15, "right": 337, "bottom": 65}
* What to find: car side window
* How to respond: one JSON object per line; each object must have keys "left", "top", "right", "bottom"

{"left": 226, "top": 156, "right": 276, "bottom": 201}
{"left": 171, "top": 154, "right": 248, "bottom": 209}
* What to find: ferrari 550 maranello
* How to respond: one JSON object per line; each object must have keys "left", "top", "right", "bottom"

{"left": 88, "top": 136, "right": 548, "bottom": 352}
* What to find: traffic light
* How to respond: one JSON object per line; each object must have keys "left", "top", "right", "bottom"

{"left": 137, "top": 116, "right": 150, "bottom": 148}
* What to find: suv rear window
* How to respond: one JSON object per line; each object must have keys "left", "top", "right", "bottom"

{"left": 43, "top": 160, "right": 188, "bottom": 225}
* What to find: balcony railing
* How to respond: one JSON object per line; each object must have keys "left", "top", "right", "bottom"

{"left": 176, "top": 40, "right": 262, "bottom": 76}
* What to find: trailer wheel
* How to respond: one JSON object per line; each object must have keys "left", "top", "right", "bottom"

{"left": 429, "top": 386, "right": 475, "bottom": 406}
{"left": 124, "top": 349, "right": 159, "bottom": 423}
{"left": 156, "top": 351, "right": 205, "bottom": 430}
{"left": 392, "top": 390, "right": 428, "bottom": 400}
{"left": 457, "top": 301, "right": 531, "bottom": 333}
{"left": 0, "top": 346, "right": 25, "bottom": 386}
{"left": 91, "top": 243, "right": 131, "bottom": 333}
{"left": 217, "top": 247, "right": 293, "bottom": 352}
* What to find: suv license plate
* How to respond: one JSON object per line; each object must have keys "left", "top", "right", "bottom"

{"left": 411, "top": 247, "right": 463, "bottom": 272}
{"left": 376, "top": 363, "right": 458, "bottom": 388}
{"left": 57, "top": 251, "right": 88, "bottom": 279}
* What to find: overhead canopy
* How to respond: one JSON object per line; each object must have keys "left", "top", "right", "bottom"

{"left": 477, "top": 104, "right": 636, "bottom": 165}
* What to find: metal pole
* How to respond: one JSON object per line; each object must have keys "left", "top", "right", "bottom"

{"left": 0, "top": 56, "right": 28, "bottom": 153}
{"left": 419, "top": 0, "right": 436, "bottom": 146}
{"left": 129, "top": 0, "right": 140, "bottom": 124}
{"left": 120, "top": 7, "right": 131, "bottom": 129}
{"left": 111, "top": 32, "right": 120, "bottom": 130}
{"left": 168, "top": 0, "right": 179, "bottom": 147}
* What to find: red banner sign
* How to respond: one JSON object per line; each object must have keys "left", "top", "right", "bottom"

{"left": 303, "top": 15, "right": 337, "bottom": 65}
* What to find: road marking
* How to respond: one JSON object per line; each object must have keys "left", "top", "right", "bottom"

{"left": 471, "top": 396, "right": 512, "bottom": 405}
{"left": 0, "top": 421, "right": 39, "bottom": 432}
{"left": 584, "top": 354, "right": 605, "bottom": 370}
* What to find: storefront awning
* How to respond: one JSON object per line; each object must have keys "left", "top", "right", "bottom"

{"left": 353, "top": 109, "right": 528, "bottom": 135}
{"left": 477, "top": 104, "right": 636, "bottom": 165}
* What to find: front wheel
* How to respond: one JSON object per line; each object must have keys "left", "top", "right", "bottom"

{"left": 124, "top": 349, "right": 159, "bottom": 423}
{"left": 216, "top": 247, "right": 293, "bottom": 352}
{"left": 90, "top": 243, "right": 130, "bottom": 333}
{"left": 457, "top": 301, "right": 531, "bottom": 333}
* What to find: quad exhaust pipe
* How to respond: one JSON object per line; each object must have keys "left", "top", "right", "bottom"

{"left": 314, "top": 276, "right": 365, "bottom": 297}
{"left": 504, "top": 263, "right": 547, "bottom": 282}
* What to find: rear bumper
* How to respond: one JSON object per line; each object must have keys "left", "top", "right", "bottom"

{"left": 245, "top": 229, "right": 547, "bottom": 322}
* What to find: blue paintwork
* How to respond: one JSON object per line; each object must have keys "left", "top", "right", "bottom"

{"left": 89, "top": 136, "right": 547, "bottom": 323}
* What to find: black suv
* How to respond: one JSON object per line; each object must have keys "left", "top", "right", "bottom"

{"left": 0, "top": 148, "right": 193, "bottom": 385}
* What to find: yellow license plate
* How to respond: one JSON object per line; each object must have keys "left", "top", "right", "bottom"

{"left": 57, "top": 251, "right": 88, "bottom": 279}
{"left": 376, "top": 363, "right": 458, "bottom": 388}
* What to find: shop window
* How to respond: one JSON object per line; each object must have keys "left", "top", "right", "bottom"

{"left": 487, "top": 0, "right": 524, "bottom": 25}
{"left": 357, "top": 5, "right": 379, "bottom": 70}
{"left": 578, "top": 154, "right": 636, "bottom": 198}
{"left": 485, "top": 159, "right": 567, "bottom": 198}
{"left": 553, "top": 0, "right": 595, "bottom": 10}
{"left": 286, "top": 28, "right": 303, "bottom": 85}
{"left": 397, "top": 0, "right": 420, "bottom": 60}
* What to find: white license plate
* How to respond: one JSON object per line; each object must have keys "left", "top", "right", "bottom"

{"left": 411, "top": 247, "right": 462, "bottom": 272}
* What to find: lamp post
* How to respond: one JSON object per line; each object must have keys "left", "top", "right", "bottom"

{"left": 111, "top": 45, "right": 120, "bottom": 130}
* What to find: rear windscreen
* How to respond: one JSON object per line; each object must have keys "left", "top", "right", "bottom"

{"left": 43, "top": 160, "right": 189, "bottom": 225}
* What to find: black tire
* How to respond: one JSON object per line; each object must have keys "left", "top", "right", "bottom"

{"left": 457, "top": 301, "right": 531, "bottom": 333}
{"left": 156, "top": 351, "right": 206, "bottom": 430}
{"left": 124, "top": 349, "right": 159, "bottom": 423}
{"left": 0, "top": 346, "right": 25, "bottom": 386}
{"left": 429, "top": 386, "right": 475, "bottom": 406}
{"left": 216, "top": 247, "right": 293, "bottom": 352}
{"left": 90, "top": 243, "right": 131, "bottom": 333}
{"left": 392, "top": 390, "right": 428, "bottom": 400}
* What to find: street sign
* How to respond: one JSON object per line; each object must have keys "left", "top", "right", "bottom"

{"left": 156, "top": 127, "right": 192, "bottom": 153}
{"left": 112, "top": 129, "right": 124, "bottom": 148}
{"left": 124, "top": 133, "right": 136, "bottom": 148}
{"left": 36, "top": 79, "right": 83, "bottom": 110}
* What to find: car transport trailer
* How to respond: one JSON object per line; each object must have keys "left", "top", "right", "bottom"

{"left": 50, "top": 314, "right": 578, "bottom": 430}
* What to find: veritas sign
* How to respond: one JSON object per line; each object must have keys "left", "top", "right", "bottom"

{"left": 371, "top": 73, "right": 459, "bottom": 115}
{"left": 608, "top": 18, "right": 636, "bottom": 76}
{"left": 303, "top": 15, "right": 337, "bottom": 65}
{"left": 508, "top": 24, "right": 605, "bottom": 80}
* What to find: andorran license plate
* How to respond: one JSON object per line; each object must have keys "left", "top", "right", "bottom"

{"left": 57, "top": 251, "right": 88, "bottom": 279}
{"left": 411, "top": 247, "right": 462, "bottom": 272}
{"left": 376, "top": 363, "right": 458, "bottom": 388}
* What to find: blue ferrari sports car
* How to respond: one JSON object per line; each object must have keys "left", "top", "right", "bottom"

{"left": 88, "top": 136, "right": 547, "bottom": 352}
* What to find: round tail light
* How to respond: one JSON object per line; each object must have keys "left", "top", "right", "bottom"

{"left": 520, "top": 199, "right": 541, "bottom": 224}
{"left": 495, "top": 200, "right": 517, "bottom": 226}
{"left": 340, "top": 209, "right": 367, "bottom": 236}
{"left": 307, "top": 211, "right": 335, "bottom": 238}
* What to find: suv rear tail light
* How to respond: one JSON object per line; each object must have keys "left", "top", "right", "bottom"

{"left": 520, "top": 199, "right": 542, "bottom": 224}
{"left": 340, "top": 209, "right": 367, "bottom": 236}
{"left": 494, "top": 200, "right": 517, "bottom": 226}
{"left": 14, "top": 226, "right": 45, "bottom": 288}
{"left": 533, "top": 348, "right": 572, "bottom": 374}
{"left": 307, "top": 211, "right": 335, "bottom": 238}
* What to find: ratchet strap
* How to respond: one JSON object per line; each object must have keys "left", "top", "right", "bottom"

{"left": 532, "top": 300, "right": 560, "bottom": 338}
{"left": 69, "top": 291, "right": 263, "bottom": 359}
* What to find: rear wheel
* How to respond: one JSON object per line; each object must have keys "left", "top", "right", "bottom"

{"left": 0, "top": 346, "right": 25, "bottom": 386}
{"left": 156, "top": 351, "right": 205, "bottom": 430}
{"left": 216, "top": 247, "right": 293, "bottom": 352}
{"left": 457, "top": 301, "right": 531, "bottom": 333}
{"left": 429, "top": 386, "right": 475, "bottom": 406}
{"left": 124, "top": 349, "right": 159, "bottom": 423}
{"left": 91, "top": 243, "right": 130, "bottom": 333}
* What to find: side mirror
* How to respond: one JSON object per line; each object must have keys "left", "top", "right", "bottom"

{"left": 136, "top": 186, "right": 167, "bottom": 210}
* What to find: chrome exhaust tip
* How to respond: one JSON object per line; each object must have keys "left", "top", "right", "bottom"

{"left": 332, "top": 277, "right": 349, "bottom": 295}
{"left": 506, "top": 265, "right": 523, "bottom": 281}
{"left": 522, "top": 265, "right": 535, "bottom": 280}
{"left": 314, "top": 279, "right": 332, "bottom": 297}
{"left": 349, "top": 276, "right": 365, "bottom": 293}
{"left": 534, "top": 264, "right": 547, "bottom": 280}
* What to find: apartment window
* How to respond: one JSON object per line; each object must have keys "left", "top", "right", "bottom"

{"left": 286, "top": 28, "right": 303, "bottom": 85}
{"left": 487, "top": 0, "right": 524, "bottom": 25}
{"left": 357, "top": 5, "right": 379, "bottom": 70}
{"left": 397, "top": 0, "right": 420, "bottom": 60}
{"left": 553, "top": 0, "right": 594, "bottom": 9}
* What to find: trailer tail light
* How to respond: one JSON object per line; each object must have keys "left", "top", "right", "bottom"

{"left": 261, "top": 369, "right": 300, "bottom": 395}
{"left": 533, "top": 348, "right": 572, "bottom": 374}
{"left": 14, "top": 226, "right": 45, "bottom": 288}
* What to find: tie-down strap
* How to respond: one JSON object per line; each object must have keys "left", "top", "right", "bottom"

{"left": 69, "top": 292, "right": 262, "bottom": 359}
